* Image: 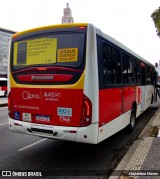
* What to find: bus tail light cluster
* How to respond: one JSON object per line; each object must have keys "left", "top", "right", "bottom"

{"left": 8, "top": 92, "right": 13, "bottom": 119}
{"left": 80, "top": 95, "right": 92, "bottom": 127}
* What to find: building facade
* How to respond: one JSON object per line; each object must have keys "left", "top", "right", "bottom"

{"left": 0, "top": 28, "right": 16, "bottom": 77}
{"left": 62, "top": 3, "right": 74, "bottom": 24}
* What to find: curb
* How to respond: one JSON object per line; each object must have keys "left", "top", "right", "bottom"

{"left": 109, "top": 107, "right": 160, "bottom": 179}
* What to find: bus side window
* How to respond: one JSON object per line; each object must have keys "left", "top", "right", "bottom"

{"left": 151, "top": 68, "right": 156, "bottom": 85}
{"left": 103, "top": 43, "right": 122, "bottom": 85}
{"left": 141, "top": 65, "right": 146, "bottom": 85}
{"left": 146, "top": 66, "right": 155, "bottom": 85}
{"left": 122, "top": 53, "right": 134, "bottom": 85}
{"left": 134, "top": 59, "right": 141, "bottom": 85}
{"left": 103, "top": 44, "right": 112, "bottom": 85}
{"left": 112, "top": 48, "right": 122, "bottom": 84}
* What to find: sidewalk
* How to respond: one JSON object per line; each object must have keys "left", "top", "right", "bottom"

{"left": 110, "top": 103, "right": 160, "bottom": 179}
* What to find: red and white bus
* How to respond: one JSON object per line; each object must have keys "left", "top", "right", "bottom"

{"left": 0, "top": 77, "right": 7, "bottom": 97}
{"left": 8, "top": 23, "right": 156, "bottom": 144}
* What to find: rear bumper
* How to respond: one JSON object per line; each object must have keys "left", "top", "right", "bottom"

{"left": 8, "top": 117, "right": 99, "bottom": 144}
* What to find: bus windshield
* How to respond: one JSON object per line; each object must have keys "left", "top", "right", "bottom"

{"left": 12, "top": 33, "right": 85, "bottom": 70}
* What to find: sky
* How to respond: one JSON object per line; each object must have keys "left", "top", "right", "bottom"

{"left": 0, "top": 0, "right": 160, "bottom": 65}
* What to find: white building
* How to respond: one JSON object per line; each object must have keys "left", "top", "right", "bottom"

{"left": 62, "top": 3, "right": 74, "bottom": 24}
{"left": 0, "top": 28, "right": 16, "bottom": 77}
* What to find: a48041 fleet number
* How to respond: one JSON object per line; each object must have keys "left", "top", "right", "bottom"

{"left": 44, "top": 92, "right": 61, "bottom": 98}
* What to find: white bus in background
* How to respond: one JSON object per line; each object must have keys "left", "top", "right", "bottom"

{"left": 0, "top": 77, "right": 7, "bottom": 97}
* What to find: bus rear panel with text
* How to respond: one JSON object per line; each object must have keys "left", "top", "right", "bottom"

{"left": 8, "top": 23, "right": 155, "bottom": 144}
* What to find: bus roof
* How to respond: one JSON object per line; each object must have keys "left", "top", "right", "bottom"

{"left": 12, "top": 23, "right": 154, "bottom": 68}
{"left": 12, "top": 23, "right": 88, "bottom": 38}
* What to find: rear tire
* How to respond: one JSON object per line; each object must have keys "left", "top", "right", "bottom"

{"left": 127, "top": 107, "right": 136, "bottom": 133}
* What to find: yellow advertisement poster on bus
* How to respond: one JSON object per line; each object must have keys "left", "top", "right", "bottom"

{"left": 13, "top": 38, "right": 57, "bottom": 65}
{"left": 57, "top": 48, "right": 78, "bottom": 63}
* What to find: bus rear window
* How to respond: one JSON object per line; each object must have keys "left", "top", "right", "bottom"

{"left": 13, "top": 33, "right": 85, "bottom": 70}
{"left": 0, "top": 80, "right": 7, "bottom": 86}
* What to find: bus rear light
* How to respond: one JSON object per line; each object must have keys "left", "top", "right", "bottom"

{"left": 13, "top": 34, "right": 18, "bottom": 39}
{"left": 78, "top": 26, "right": 85, "bottom": 30}
{"left": 38, "top": 67, "right": 47, "bottom": 71}
{"left": 8, "top": 92, "right": 14, "bottom": 119}
{"left": 80, "top": 95, "right": 92, "bottom": 127}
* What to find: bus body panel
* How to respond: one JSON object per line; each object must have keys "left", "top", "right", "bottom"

{"left": 141, "top": 85, "right": 154, "bottom": 111}
{"left": 9, "top": 117, "right": 77, "bottom": 142}
{"left": 84, "top": 24, "right": 99, "bottom": 124}
{"left": 10, "top": 87, "right": 83, "bottom": 127}
{"left": 136, "top": 86, "right": 141, "bottom": 105}
{"left": 8, "top": 23, "right": 156, "bottom": 144}
{"left": 99, "top": 84, "right": 147, "bottom": 142}
{"left": 8, "top": 23, "right": 99, "bottom": 144}
{"left": 98, "top": 85, "right": 154, "bottom": 143}
{"left": 1, "top": 85, "right": 7, "bottom": 91}
{"left": 99, "top": 88, "right": 122, "bottom": 126}
{"left": 75, "top": 123, "right": 98, "bottom": 144}
{"left": 98, "top": 110, "right": 130, "bottom": 143}
{"left": 122, "top": 86, "right": 136, "bottom": 113}
{"left": 9, "top": 117, "right": 99, "bottom": 144}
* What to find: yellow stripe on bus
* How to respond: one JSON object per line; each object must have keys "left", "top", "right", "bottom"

{"left": 12, "top": 23, "right": 88, "bottom": 38}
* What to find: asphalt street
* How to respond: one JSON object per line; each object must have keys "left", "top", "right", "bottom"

{"left": 0, "top": 106, "right": 158, "bottom": 177}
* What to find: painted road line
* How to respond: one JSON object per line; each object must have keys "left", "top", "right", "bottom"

{"left": 0, "top": 122, "right": 8, "bottom": 126}
{"left": 18, "top": 138, "right": 47, "bottom": 151}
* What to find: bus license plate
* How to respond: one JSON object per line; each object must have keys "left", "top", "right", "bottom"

{"left": 22, "top": 113, "right": 31, "bottom": 122}
{"left": 36, "top": 115, "right": 50, "bottom": 122}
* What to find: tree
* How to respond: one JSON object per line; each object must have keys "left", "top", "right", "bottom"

{"left": 151, "top": 7, "right": 160, "bottom": 37}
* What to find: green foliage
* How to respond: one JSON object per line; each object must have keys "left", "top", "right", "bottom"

{"left": 151, "top": 7, "right": 160, "bottom": 37}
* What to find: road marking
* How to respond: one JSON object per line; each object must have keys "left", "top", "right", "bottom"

{"left": 0, "top": 122, "right": 8, "bottom": 126}
{"left": 18, "top": 138, "right": 47, "bottom": 151}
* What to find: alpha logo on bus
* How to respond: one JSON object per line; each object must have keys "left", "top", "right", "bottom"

{"left": 22, "top": 91, "right": 40, "bottom": 100}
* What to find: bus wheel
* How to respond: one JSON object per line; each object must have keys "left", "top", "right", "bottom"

{"left": 127, "top": 107, "right": 136, "bottom": 133}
